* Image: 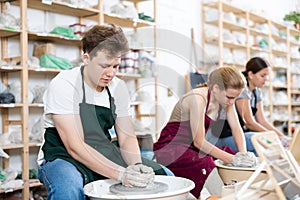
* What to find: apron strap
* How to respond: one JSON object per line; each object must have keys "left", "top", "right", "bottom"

{"left": 80, "top": 66, "right": 87, "bottom": 103}
{"left": 80, "top": 65, "right": 111, "bottom": 108}
{"left": 106, "top": 86, "right": 114, "bottom": 109}
{"left": 205, "top": 89, "right": 210, "bottom": 113}
{"left": 252, "top": 88, "right": 257, "bottom": 105}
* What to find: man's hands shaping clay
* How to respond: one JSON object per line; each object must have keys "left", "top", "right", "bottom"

{"left": 118, "top": 164, "right": 155, "bottom": 187}
{"left": 233, "top": 152, "right": 257, "bottom": 167}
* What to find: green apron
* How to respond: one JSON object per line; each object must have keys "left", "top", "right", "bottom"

{"left": 42, "top": 66, "right": 166, "bottom": 185}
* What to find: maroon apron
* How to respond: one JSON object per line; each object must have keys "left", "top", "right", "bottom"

{"left": 153, "top": 90, "right": 235, "bottom": 198}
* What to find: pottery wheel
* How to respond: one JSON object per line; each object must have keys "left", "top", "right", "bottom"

{"left": 109, "top": 182, "right": 168, "bottom": 195}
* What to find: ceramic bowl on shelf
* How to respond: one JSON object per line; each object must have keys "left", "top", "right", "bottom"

{"left": 84, "top": 175, "right": 195, "bottom": 200}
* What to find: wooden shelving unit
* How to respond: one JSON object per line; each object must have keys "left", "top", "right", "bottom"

{"left": 104, "top": 14, "right": 154, "bottom": 28}
{"left": 27, "top": 32, "right": 82, "bottom": 45}
{"left": 0, "top": 0, "right": 156, "bottom": 199}
{"left": 12, "top": 0, "right": 100, "bottom": 17}
{"left": 113, "top": 0, "right": 158, "bottom": 139}
{"left": 0, "top": 179, "right": 42, "bottom": 194}
{"left": 202, "top": 0, "right": 300, "bottom": 136}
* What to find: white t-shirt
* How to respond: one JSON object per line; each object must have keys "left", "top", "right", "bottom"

{"left": 43, "top": 66, "right": 131, "bottom": 128}
{"left": 38, "top": 66, "right": 131, "bottom": 164}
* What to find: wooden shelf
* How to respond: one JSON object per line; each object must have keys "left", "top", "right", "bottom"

{"left": 29, "top": 179, "right": 43, "bottom": 187}
{"left": 273, "top": 104, "right": 289, "bottom": 107}
{"left": 130, "top": 101, "right": 142, "bottom": 106}
{"left": 0, "top": 28, "right": 21, "bottom": 37}
{"left": 0, "top": 179, "right": 42, "bottom": 194}
{"left": 28, "top": 67, "right": 61, "bottom": 73}
{"left": 293, "top": 107, "right": 300, "bottom": 111}
{"left": 203, "top": 1, "right": 245, "bottom": 14}
{"left": 271, "top": 33, "right": 287, "bottom": 41}
{"left": 272, "top": 66, "right": 288, "bottom": 70}
{"left": 206, "top": 40, "right": 247, "bottom": 50}
{"left": 248, "top": 12, "right": 268, "bottom": 23}
{"left": 138, "top": 113, "right": 156, "bottom": 117}
{"left": 292, "top": 102, "right": 300, "bottom": 106}
{"left": 1, "top": 144, "right": 24, "bottom": 150}
{"left": 29, "top": 103, "right": 44, "bottom": 108}
{"left": 116, "top": 72, "right": 142, "bottom": 80}
{"left": 86, "top": 12, "right": 155, "bottom": 28}
{"left": 104, "top": 14, "right": 154, "bottom": 28}
{"left": 0, "top": 65, "right": 23, "bottom": 72}
{"left": 290, "top": 40, "right": 300, "bottom": 46}
{"left": 271, "top": 49, "right": 288, "bottom": 56}
{"left": 127, "top": 0, "right": 152, "bottom": 3}
{"left": 291, "top": 71, "right": 300, "bottom": 75}
{"left": 29, "top": 143, "right": 43, "bottom": 147}
{"left": 291, "top": 87, "right": 300, "bottom": 91}
{"left": 291, "top": 57, "right": 300, "bottom": 62}
{"left": 13, "top": 0, "right": 100, "bottom": 17}
{"left": 291, "top": 91, "right": 300, "bottom": 95}
{"left": 249, "top": 46, "right": 270, "bottom": 53}
{"left": 272, "top": 86, "right": 288, "bottom": 89}
{"left": 28, "top": 32, "right": 81, "bottom": 46}
{"left": 249, "top": 28, "right": 269, "bottom": 37}
{"left": 0, "top": 104, "right": 23, "bottom": 108}
{"left": 207, "top": 20, "right": 247, "bottom": 32}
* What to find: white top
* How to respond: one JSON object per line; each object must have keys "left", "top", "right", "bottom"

{"left": 38, "top": 66, "right": 131, "bottom": 164}
{"left": 43, "top": 66, "right": 131, "bottom": 128}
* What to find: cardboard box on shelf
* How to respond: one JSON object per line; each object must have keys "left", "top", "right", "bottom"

{"left": 3, "top": 56, "right": 21, "bottom": 65}
{"left": 33, "top": 43, "right": 56, "bottom": 59}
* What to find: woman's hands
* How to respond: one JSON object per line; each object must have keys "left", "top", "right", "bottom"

{"left": 232, "top": 152, "right": 257, "bottom": 167}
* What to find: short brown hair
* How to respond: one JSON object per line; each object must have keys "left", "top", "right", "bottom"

{"left": 81, "top": 24, "right": 129, "bottom": 58}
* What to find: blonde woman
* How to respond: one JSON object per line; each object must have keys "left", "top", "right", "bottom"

{"left": 154, "top": 66, "right": 256, "bottom": 198}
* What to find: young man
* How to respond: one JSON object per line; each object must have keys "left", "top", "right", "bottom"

{"left": 37, "top": 25, "right": 168, "bottom": 199}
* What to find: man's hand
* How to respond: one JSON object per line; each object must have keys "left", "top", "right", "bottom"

{"left": 131, "top": 163, "right": 154, "bottom": 174}
{"left": 118, "top": 164, "right": 154, "bottom": 187}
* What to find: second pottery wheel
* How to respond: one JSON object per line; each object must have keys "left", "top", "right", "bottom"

{"left": 109, "top": 182, "right": 168, "bottom": 195}
{"left": 215, "top": 159, "right": 268, "bottom": 185}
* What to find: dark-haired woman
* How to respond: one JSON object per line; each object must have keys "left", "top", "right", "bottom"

{"left": 208, "top": 57, "right": 291, "bottom": 155}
